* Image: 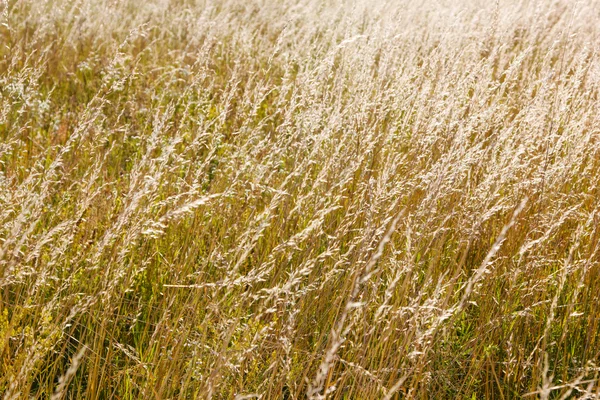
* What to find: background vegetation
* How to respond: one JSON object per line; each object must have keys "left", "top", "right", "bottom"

{"left": 2, "top": 0, "right": 600, "bottom": 398}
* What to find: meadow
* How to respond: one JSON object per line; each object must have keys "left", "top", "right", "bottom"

{"left": 2, "top": 0, "right": 600, "bottom": 398}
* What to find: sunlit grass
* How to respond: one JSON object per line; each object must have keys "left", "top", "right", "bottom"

{"left": 1, "top": 0, "right": 600, "bottom": 398}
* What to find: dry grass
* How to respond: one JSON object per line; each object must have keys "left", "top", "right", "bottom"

{"left": 2, "top": 0, "right": 600, "bottom": 398}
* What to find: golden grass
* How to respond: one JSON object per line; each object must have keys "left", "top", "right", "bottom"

{"left": 2, "top": 0, "right": 600, "bottom": 398}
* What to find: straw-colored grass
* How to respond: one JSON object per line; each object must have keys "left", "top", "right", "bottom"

{"left": 2, "top": 0, "right": 600, "bottom": 398}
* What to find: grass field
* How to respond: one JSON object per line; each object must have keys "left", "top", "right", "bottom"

{"left": 2, "top": 0, "right": 600, "bottom": 398}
